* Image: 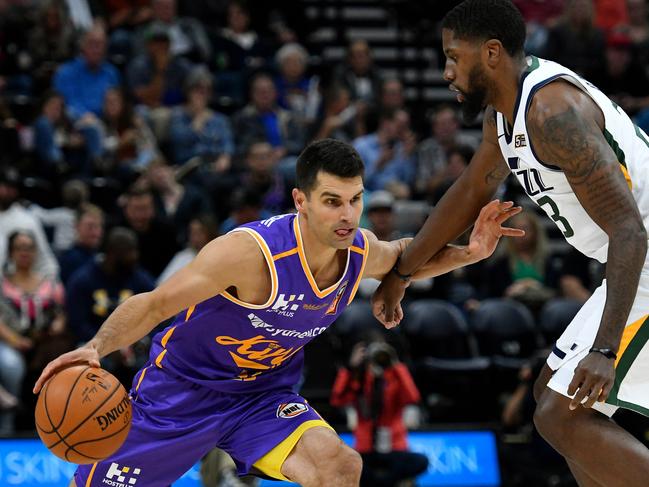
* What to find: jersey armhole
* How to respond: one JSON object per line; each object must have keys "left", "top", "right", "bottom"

{"left": 220, "top": 228, "right": 279, "bottom": 309}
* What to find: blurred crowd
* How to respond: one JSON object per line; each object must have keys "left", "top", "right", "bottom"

{"left": 0, "top": 0, "right": 648, "bottom": 485}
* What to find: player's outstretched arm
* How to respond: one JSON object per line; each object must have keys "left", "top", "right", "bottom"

{"left": 527, "top": 82, "right": 648, "bottom": 409}
{"left": 372, "top": 107, "right": 511, "bottom": 325}
{"left": 34, "top": 231, "right": 259, "bottom": 393}
{"left": 365, "top": 200, "right": 523, "bottom": 327}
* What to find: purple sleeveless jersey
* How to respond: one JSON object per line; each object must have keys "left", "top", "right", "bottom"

{"left": 149, "top": 213, "right": 368, "bottom": 392}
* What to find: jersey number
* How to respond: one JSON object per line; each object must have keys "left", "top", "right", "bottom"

{"left": 537, "top": 195, "right": 574, "bottom": 238}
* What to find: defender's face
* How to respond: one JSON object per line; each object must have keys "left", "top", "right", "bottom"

{"left": 295, "top": 172, "right": 364, "bottom": 250}
{"left": 442, "top": 28, "right": 490, "bottom": 123}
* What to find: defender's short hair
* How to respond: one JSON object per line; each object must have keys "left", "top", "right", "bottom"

{"left": 442, "top": 0, "right": 526, "bottom": 57}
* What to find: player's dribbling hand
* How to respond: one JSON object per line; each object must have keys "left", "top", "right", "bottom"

{"left": 371, "top": 272, "right": 406, "bottom": 329}
{"left": 33, "top": 343, "right": 101, "bottom": 394}
{"left": 567, "top": 352, "right": 616, "bottom": 410}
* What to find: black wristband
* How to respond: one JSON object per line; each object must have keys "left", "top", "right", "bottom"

{"left": 391, "top": 256, "right": 412, "bottom": 282}
{"left": 589, "top": 347, "right": 617, "bottom": 360}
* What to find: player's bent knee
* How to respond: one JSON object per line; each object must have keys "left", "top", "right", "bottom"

{"left": 334, "top": 445, "right": 362, "bottom": 482}
{"left": 533, "top": 391, "right": 574, "bottom": 454}
{"left": 533, "top": 363, "right": 553, "bottom": 403}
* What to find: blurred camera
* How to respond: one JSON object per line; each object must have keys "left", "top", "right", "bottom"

{"left": 366, "top": 342, "right": 396, "bottom": 370}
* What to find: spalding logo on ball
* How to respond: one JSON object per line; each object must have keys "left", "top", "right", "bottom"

{"left": 35, "top": 365, "right": 132, "bottom": 464}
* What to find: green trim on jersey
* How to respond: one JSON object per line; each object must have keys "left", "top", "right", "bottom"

{"left": 604, "top": 128, "right": 627, "bottom": 168}
{"left": 635, "top": 124, "right": 649, "bottom": 150}
{"left": 527, "top": 55, "right": 540, "bottom": 73}
{"left": 608, "top": 315, "right": 649, "bottom": 404}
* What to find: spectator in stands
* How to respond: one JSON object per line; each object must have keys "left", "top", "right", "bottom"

{"left": 132, "top": 0, "right": 210, "bottom": 65}
{"left": 0, "top": 300, "right": 22, "bottom": 435}
{"left": 0, "top": 168, "right": 58, "bottom": 279}
{"left": 591, "top": 32, "right": 649, "bottom": 116}
{"left": 102, "top": 87, "right": 159, "bottom": 178}
{"left": 512, "top": 0, "right": 565, "bottom": 54}
{"left": 358, "top": 191, "right": 433, "bottom": 298}
{"left": 58, "top": 204, "right": 105, "bottom": 285}
{"left": 379, "top": 78, "right": 406, "bottom": 111}
{"left": 236, "top": 141, "right": 291, "bottom": 215}
{"left": 103, "top": 0, "right": 153, "bottom": 32}
{"left": 210, "top": 0, "right": 271, "bottom": 71}
{"left": 594, "top": 0, "right": 629, "bottom": 32}
{"left": 353, "top": 108, "right": 416, "bottom": 197}
{"left": 219, "top": 188, "right": 272, "bottom": 235}
{"left": 415, "top": 104, "right": 479, "bottom": 200}
{"left": 331, "top": 333, "right": 428, "bottom": 487}
{"left": 118, "top": 186, "right": 179, "bottom": 278}
{"left": 33, "top": 91, "right": 91, "bottom": 178}
{"left": 310, "top": 84, "right": 364, "bottom": 143}
{"left": 157, "top": 214, "right": 218, "bottom": 285}
{"left": 65, "top": 227, "right": 154, "bottom": 382}
{"left": 167, "top": 66, "right": 234, "bottom": 173}
{"left": 126, "top": 22, "right": 193, "bottom": 109}
{"left": 626, "top": 0, "right": 649, "bottom": 65}
{"left": 556, "top": 248, "right": 604, "bottom": 303}
{"left": 145, "top": 158, "right": 212, "bottom": 244}
{"left": 30, "top": 179, "right": 89, "bottom": 254}
{"left": 0, "top": 230, "right": 73, "bottom": 424}
{"left": 232, "top": 72, "right": 306, "bottom": 161}
{"left": 333, "top": 40, "right": 383, "bottom": 105}
{"left": 482, "top": 212, "right": 555, "bottom": 311}
{"left": 274, "top": 43, "right": 320, "bottom": 123}
{"left": 27, "top": 0, "right": 78, "bottom": 93}
{"left": 0, "top": 100, "right": 20, "bottom": 169}
{"left": 544, "top": 0, "right": 606, "bottom": 79}
{"left": 54, "top": 24, "right": 121, "bottom": 121}
{"left": 428, "top": 145, "right": 474, "bottom": 204}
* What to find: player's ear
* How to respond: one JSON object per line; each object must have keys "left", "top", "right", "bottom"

{"left": 484, "top": 39, "right": 502, "bottom": 68}
{"left": 293, "top": 188, "right": 306, "bottom": 212}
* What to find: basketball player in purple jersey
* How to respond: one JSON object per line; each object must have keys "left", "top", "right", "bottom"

{"left": 34, "top": 139, "right": 522, "bottom": 487}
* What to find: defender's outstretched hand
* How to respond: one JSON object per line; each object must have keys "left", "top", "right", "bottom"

{"left": 466, "top": 200, "right": 525, "bottom": 261}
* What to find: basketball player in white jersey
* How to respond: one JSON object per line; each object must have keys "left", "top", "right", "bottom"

{"left": 372, "top": 1, "right": 649, "bottom": 485}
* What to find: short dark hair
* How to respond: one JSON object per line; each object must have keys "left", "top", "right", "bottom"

{"left": 442, "top": 0, "right": 526, "bottom": 57}
{"left": 296, "top": 139, "right": 364, "bottom": 194}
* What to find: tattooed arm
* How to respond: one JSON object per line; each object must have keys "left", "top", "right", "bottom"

{"left": 527, "top": 81, "right": 648, "bottom": 409}
{"left": 372, "top": 106, "right": 511, "bottom": 326}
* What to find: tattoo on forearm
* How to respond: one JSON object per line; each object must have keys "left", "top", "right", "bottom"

{"left": 484, "top": 160, "right": 510, "bottom": 185}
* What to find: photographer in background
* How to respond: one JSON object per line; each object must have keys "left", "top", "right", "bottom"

{"left": 331, "top": 331, "right": 428, "bottom": 487}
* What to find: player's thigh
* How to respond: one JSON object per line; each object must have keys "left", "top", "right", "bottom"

{"left": 280, "top": 426, "right": 361, "bottom": 482}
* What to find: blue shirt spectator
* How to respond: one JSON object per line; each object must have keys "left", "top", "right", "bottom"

{"left": 353, "top": 133, "right": 415, "bottom": 193}
{"left": 168, "top": 66, "right": 234, "bottom": 169}
{"left": 66, "top": 228, "right": 154, "bottom": 343}
{"left": 53, "top": 26, "right": 120, "bottom": 120}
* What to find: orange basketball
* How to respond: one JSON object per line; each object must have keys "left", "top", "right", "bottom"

{"left": 35, "top": 365, "right": 132, "bottom": 464}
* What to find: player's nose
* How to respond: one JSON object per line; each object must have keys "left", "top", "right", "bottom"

{"left": 443, "top": 63, "right": 454, "bottom": 82}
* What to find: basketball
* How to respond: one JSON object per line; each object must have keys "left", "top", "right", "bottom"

{"left": 34, "top": 365, "right": 132, "bottom": 464}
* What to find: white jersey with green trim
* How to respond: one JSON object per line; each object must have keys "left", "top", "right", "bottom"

{"left": 496, "top": 56, "right": 649, "bottom": 263}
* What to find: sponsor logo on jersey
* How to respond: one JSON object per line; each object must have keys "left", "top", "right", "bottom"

{"left": 325, "top": 281, "right": 348, "bottom": 315}
{"left": 94, "top": 393, "right": 130, "bottom": 431}
{"left": 303, "top": 302, "right": 328, "bottom": 311}
{"left": 267, "top": 293, "right": 304, "bottom": 317}
{"left": 514, "top": 134, "right": 527, "bottom": 148}
{"left": 277, "top": 402, "right": 309, "bottom": 418}
{"left": 103, "top": 462, "right": 141, "bottom": 486}
{"left": 248, "top": 313, "right": 326, "bottom": 339}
